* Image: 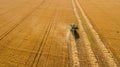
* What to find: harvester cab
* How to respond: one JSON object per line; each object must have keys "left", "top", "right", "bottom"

{"left": 70, "top": 24, "right": 78, "bottom": 32}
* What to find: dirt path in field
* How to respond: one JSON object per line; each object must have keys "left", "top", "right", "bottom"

{"left": 72, "top": 0, "right": 119, "bottom": 67}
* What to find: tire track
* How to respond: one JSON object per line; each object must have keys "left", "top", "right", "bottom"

{"left": 76, "top": 38, "right": 91, "bottom": 67}
{"left": 40, "top": 13, "right": 58, "bottom": 67}
{"left": 0, "top": 0, "right": 46, "bottom": 41}
{"left": 31, "top": 9, "right": 57, "bottom": 67}
{"left": 23, "top": 0, "right": 54, "bottom": 66}
{"left": 36, "top": 8, "right": 57, "bottom": 67}
{"left": 74, "top": 0, "right": 118, "bottom": 66}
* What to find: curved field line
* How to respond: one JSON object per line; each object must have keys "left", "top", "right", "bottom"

{"left": 31, "top": 9, "right": 57, "bottom": 67}
{"left": 72, "top": 0, "right": 99, "bottom": 67}
{"left": 75, "top": 0, "right": 118, "bottom": 67}
{"left": 0, "top": 0, "right": 45, "bottom": 41}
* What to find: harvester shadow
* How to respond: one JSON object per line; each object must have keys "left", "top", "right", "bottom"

{"left": 72, "top": 30, "right": 80, "bottom": 39}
